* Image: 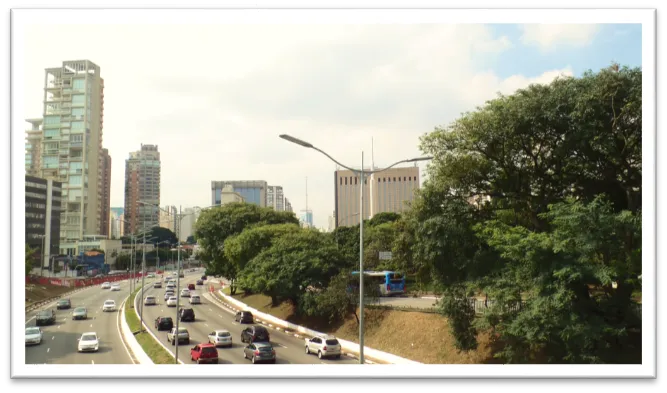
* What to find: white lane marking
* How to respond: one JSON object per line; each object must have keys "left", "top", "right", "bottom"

{"left": 205, "top": 323, "right": 209, "bottom": 327}
{"left": 58, "top": 326, "right": 61, "bottom": 329}
{"left": 51, "top": 336, "right": 55, "bottom": 340}
{"left": 25, "top": 316, "right": 36, "bottom": 324}
{"left": 91, "top": 360, "right": 94, "bottom": 364}
{"left": 209, "top": 308, "right": 213, "bottom": 312}
{"left": 47, "top": 348, "right": 50, "bottom": 353}
{"left": 90, "top": 324, "right": 93, "bottom": 327}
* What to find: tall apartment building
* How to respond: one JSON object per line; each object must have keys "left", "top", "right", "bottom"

{"left": 179, "top": 207, "right": 201, "bottom": 241}
{"left": 123, "top": 144, "right": 161, "bottom": 234}
{"left": 158, "top": 206, "right": 173, "bottom": 230}
{"left": 25, "top": 175, "right": 62, "bottom": 270}
{"left": 25, "top": 119, "right": 43, "bottom": 176}
{"left": 267, "top": 185, "right": 286, "bottom": 211}
{"left": 25, "top": 60, "right": 106, "bottom": 255}
{"left": 109, "top": 207, "right": 124, "bottom": 239}
{"left": 285, "top": 198, "right": 293, "bottom": 213}
{"left": 334, "top": 165, "right": 420, "bottom": 228}
{"left": 100, "top": 148, "right": 111, "bottom": 236}
{"left": 211, "top": 180, "right": 267, "bottom": 207}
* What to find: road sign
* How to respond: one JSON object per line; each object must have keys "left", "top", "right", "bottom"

{"left": 379, "top": 251, "right": 392, "bottom": 260}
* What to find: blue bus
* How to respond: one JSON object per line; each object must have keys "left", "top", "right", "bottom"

{"left": 351, "top": 270, "right": 406, "bottom": 296}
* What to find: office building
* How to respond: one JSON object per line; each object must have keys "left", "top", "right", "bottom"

{"left": 285, "top": 198, "right": 293, "bottom": 213}
{"left": 327, "top": 215, "right": 336, "bottom": 233}
{"left": 109, "top": 207, "right": 124, "bottom": 239}
{"left": 158, "top": 206, "right": 173, "bottom": 230}
{"left": 26, "top": 175, "right": 62, "bottom": 270}
{"left": 124, "top": 144, "right": 161, "bottom": 234}
{"left": 299, "top": 210, "right": 314, "bottom": 228}
{"left": 100, "top": 148, "right": 111, "bottom": 236}
{"left": 179, "top": 207, "right": 201, "bottom": 241}
{"left": 267, "top": 185, "right": 286, "bottom": 211}
{"left": 25, "top": 119, "right": 43, "bottom": 176}
{"left": 27, "top": 60, "right": 106, "bottom": 255}
{"left": 211, "top": 180, "right": 267, "bottom": 207}
{"left": 334, "top": 165, "right": 420, "bottom": 227}
{"left": 218, "top": 184, "right": 246, "bottom": 206}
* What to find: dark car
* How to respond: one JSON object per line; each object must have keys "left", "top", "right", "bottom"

{"left": 235, "top": 311, "right": 254, "bottom": 324}
{"left": 196, "top": 279, "right": 203, "bottom": 285}
{"left": 243, "top": 342, "right": 276, "bottom": 364}
{"left": 155, "top": 316, "right": 174, "bottom": 331}
{"left": 201, "top": 275, "right": 207, "bottom": 281}
{"left": 190, "top": 343, "right": 219, "bottom": 364}
{"left": 187, "top": 283, "right": 195, "bottom": 291}
{"left": 35, "top": 309, "right": 56, "bottom": 326}
{"left": 179, "top": 308, "right": 195, "bottom": 322}
{"left": 56, "top": 298, "right": 71, "bottom": 310}
{"left": 240, "top": 325, "right": 270, "bottom": 344}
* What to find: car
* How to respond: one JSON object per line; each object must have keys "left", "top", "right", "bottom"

{"left": 102, "top": 300, "right": 116, "bottom": 312}
{"left": 305, "top": 334, "right": 342, "bottom": 359}
{"left": 187, "top": 283, "right": 195, "bottom": 291}
{"left": 164, "top": 291, "right": 175, "bottom": 301}
{"left": 166, "top": 285, "right": 176, "bottom": 292}
{"left": 189, "top": 295, "right": 201, "bottom": 305}
{"left": 155, "top": 316, "right": 174, "bottom": 331}
{"left": 196, "top": 279, "right": 203, "bottom": 286}
{"left": 147, "top": 273, "right": 155, "bottom": 278}
{"left": 235, "top": 311, "right": 254, "bottom": 324}
{"left": 153, "top": 282, "right": 162, "bottom": 289}
{"left": 35, "top": 309, "right": 56, "bottom": 326}
{"left": 179, "top": 308, "right": 195, "bottom": 322}
{"left": 243, "top": 342, "right": 276, "bottom": 364}
{"left": 144, "top": 296, "right": 157, "bottom": 306}
{"left": 110, "top": 283, "right": 121, "bottom": 291}
{"left": 101, "top": 282, "right": 111, "bottom": 289}
{"left": 240, "top": 325, "right": 270, "bottom": 344}
{"left": 166, "top": 296, "right": 178, "bottom": 307}
{"left": 77, "top": 332, "right": 99, "bottom": 352}
{"left": 180, "top": 289, "right": 190, "bottom": 298}
{"left": 56, "top": 298, "right": 71, "bottom": 310}
{"left": 208, "top": 329, "right": 232, "bottom": 348}
{"left": 72, "top": 307, "right": 88, "bottom": 320}
{"left": 167, "top": 327, "right": 190, "bottom": 345}
{"left": 190, "top": 343, "right": 219, "bottom": 364}
{"left": 201, "top": 275, "right": 207, "bottom": 281}
{"left": 25, "top": 327, "right": 43, "bottom": 345}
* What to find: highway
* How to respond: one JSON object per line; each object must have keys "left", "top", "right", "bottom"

{"left": 25, "top": 279, "right": 136, "bottom": 365}
{"left": 139, "top": 271, "right": 359, "bottom": 365}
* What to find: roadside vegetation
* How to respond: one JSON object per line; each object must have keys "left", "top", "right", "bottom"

{"left": 198, "top": 64, "right": 642, "bottom": 364}
{"left": 125, "top": 287, "right": 175, "bottom": 364}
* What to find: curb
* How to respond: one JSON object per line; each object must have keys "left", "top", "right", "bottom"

{"left": 119, "top": 297, "right": 154, "bottom": 364}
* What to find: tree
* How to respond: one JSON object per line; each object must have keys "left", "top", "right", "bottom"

{"left": 413, "top": 65, "right": 642, "bottom": 363}
{"left": 194, "top": 203, "right": 299, "bottom": 294}
{"left": 363, "top": 221, "right": 399, "bottom": 271}
{"left": 224, "top": 223, "right": 301, "bottom": 289}
{"left": 238, "top": 229, "right": 344, "bottom": 306}
{"left": 148, "top": 226, "right": 178, "bottom": 245}
{"left": 186, "top": 235, "right": 196, "bottom": 245}
{"left": 368, "top": 212, "right": 401, "bottom": 227}
{"left": 25, "top": 244, "right": 36, "bottom": 276}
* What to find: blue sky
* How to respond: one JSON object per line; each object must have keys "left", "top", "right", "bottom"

{"left": 486, "top": 24, "right": 641, "bottom": 79}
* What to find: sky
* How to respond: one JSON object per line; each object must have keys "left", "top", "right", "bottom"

{"left": 21, "top": 22, "right": 642, "bottom": 230}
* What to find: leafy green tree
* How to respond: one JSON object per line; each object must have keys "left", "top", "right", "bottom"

{"left": 194, "top": 203, "right": 299, "bottom": 294}
{"left": 368, "top": 212, "right": 401, "bottom": 227}
{"left": 239, "top": 229, "right": 344, "bottom": 306}
{"left": 186, "top": 235, "right": 196, "bottom": 245}
{"left": 148, "top": 226, "right": 178, "bottom": 245}
{"left": 363, "top": 221, "right": 399, "bottom": 270}
{"left": 25, "top": 244, "right": 36, "bottom": 276}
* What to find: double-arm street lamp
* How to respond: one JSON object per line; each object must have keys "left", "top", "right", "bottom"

{"left": 279, "top": 134, "right": 432, "bottom": 364}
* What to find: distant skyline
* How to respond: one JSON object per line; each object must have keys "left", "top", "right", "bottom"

{"left": 22, "top": 20, "right": 641, "bottom": 229}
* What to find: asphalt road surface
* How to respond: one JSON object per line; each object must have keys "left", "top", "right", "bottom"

{"left": 25, "top": 279, "right": 135, "bottom": 365}
{"left": 139, "top": 273, "right": 359, "bottom": 365}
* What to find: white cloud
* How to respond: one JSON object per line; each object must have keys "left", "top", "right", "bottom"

{"left": 520, "top": 24, "right": 601, "bottom": 51}
{"left": 21, "top": 23, "right": 577, "bottom": 229}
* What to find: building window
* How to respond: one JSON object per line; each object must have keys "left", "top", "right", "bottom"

{"left": 393, "top": 177, "right": 396, "bottom": 182}
{"left": 355, "top": 177, "right": 357, "bottom": 185}
{"left": 73, "top": 79, "right": 85, "bottom": 90}
{"left": 345, "top": 178, "right": 347, "bottom": 185}
{"left": 71, "top": 121, "right": 84, "bottom": 130}
{"left": 383, "top": 178, "right": 386, "bottom": 182}
{"left": 72, "top": 95, "right": 85, "bottom": 105}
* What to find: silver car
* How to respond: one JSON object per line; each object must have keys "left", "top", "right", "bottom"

{"left": 208, "top": 329, "right": 232, "bottom": 348}
{"left": 305, "top": 334, "right": 342, "bottom": 359}
{"left": 164, "top": 291, "right": 175, "bottom": 301}
{"left": 243, "top": 341, "right": 276, "bottom": 364}
{"left": 72, "top": 307, "right": 88, "bottom": 320}
{"left": 25, "top": 327, "right": 43, "bottom": 345}
{"left": 189, "top": 295, "right": 201, "bottom": 304}
{"left": 144, "top": 296, "right": 157, "bottom": 306}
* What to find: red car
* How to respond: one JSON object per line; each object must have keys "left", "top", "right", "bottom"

{"left": 188, "top": 283, "right": 195, "bottom": 291}
{"left": 190, "top": 343, "right": 219, "bottom": 364}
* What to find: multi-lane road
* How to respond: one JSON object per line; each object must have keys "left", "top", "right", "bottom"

{"left": 138, "top": 273, "right": 359, "bottom": 365}
{"left": 25, "top": 278, "right": 135, "bottom": 365}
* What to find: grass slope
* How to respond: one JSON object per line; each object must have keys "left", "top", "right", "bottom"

{"left": 125, "top": 287, "right": 176, "bottom": 364}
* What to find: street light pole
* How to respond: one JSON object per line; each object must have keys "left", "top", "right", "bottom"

{"left": 279, "top": 134, "right": 432, "bottom": 364}
{"left": 140, "top": 229, "right": 146, "bottom": 332}
{"left": 175, "top": 205, "right": 182, "bottom": 364}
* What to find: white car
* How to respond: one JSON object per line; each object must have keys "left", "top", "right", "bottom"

{"left": 207, "top": 329, "right": 232, "bottom": 348}
{"left": 144, "top": 295, "right": 157, "bottom": 306}
{"left": 77, "top": 332, "right": 99, "bottom": 352}
{"left": 189, "top": 295, "right": 201, "bottom": 304}
{"left": 101, "top": 282, "right": 111, "bottom": 289}
{"left": 166, "top": 296, "right": 178, "bottom": 307}
{"left": 180, "top": 289, "right": 190, "bottom": 298}
{"left": 25, "top": 327, "right": 43, "bottom": 345}
{"left": 110, "top": 283, "right": 121, "bottom": 291}
{"left": 305, "top": 334, "right": 342, "bottom": 359}
{"left": 102, "top": 300, "right": 116, "bottom": 312}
